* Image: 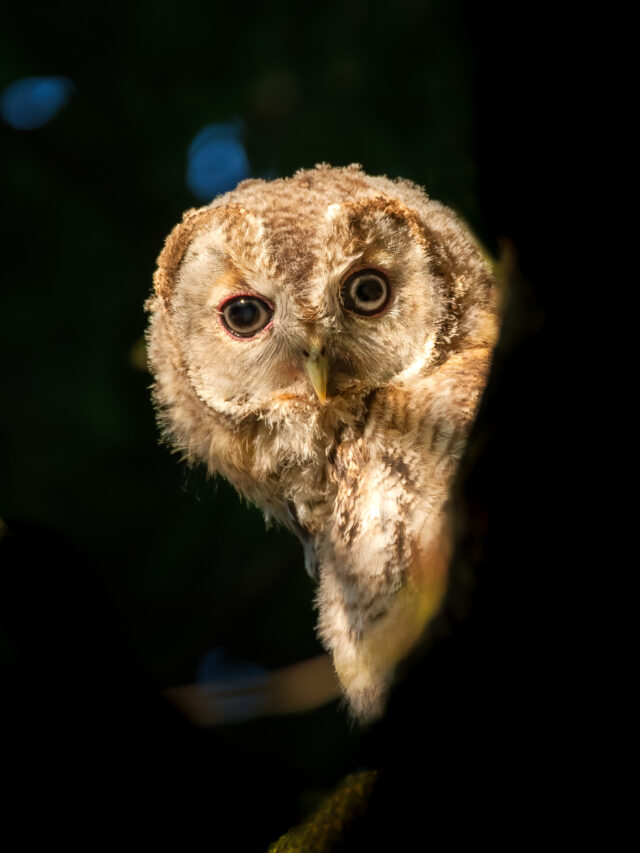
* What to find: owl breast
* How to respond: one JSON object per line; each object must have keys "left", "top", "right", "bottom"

{"left": 235, "top": 390, "right": 369, "bottom": 536}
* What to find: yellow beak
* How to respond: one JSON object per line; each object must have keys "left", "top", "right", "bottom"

{"left": 304, "top": 343, "right": 329, "bottom": 403}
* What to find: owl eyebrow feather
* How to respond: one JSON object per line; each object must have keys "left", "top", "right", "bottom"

{"left": 206, "top": 264, "right": 275, "bottom": 312}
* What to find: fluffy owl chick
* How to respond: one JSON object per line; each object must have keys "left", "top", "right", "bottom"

{"left": 146, "top": 164, "right": 497, "bottom": 720}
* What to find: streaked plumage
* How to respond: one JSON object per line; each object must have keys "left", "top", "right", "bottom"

{"left": 146, "top": 163, "right": 497, "bottom": 719}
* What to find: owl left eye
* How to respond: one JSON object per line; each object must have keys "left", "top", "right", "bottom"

{"left": 341, "top": 269, "right": 391, "bottom": 316}
{"left": 220, "top": 296, "right": 274, "bottom": 337}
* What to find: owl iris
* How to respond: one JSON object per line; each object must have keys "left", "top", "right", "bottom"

{"left": 220, "top": 296, "right": 273, "bottom": 337}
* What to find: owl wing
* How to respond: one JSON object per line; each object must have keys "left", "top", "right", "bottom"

{"left": 316, "top": 345, "right": 494, "bottom": 719}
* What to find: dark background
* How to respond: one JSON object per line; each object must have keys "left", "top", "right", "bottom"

{"left": 1, "top": 2, "right": 577, "bottom": 848}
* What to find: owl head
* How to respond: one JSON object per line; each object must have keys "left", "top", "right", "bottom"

{"left": 146, "top": 164, "right": 496, "bottom": 718}
{"left": 147, "top": 163, "right": 491, "bottom": 482}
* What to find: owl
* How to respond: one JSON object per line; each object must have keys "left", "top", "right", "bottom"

{"left": 145, "top": 163, "right": 497, "bottom": 720}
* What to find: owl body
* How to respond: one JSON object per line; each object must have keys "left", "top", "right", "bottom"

{"left": 146, "top": 164, "right": 497, "bottom": 718}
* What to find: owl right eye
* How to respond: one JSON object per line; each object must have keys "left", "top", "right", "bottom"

{"left": 341, "top": 268, "right": 391, "bottom": 317}
{"left": 219, "top": 296, "right": 274, "bottom": 338}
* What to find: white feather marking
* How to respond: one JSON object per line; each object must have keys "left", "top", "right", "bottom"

{"left": 395, "top": 331, "right": 436, "bottom": 381}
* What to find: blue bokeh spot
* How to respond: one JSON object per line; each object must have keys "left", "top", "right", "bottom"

{"left": 186, "top": 122, "right": 250, "bottom": 201}
{"left": 1, "top": 76, "right": 75, "bottom": 130}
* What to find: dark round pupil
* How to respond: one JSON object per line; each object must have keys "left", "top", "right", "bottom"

{"left": 228, "top": 300, "right": 259, "bottom": 328}
{"left": 355, "top": 277, "right": 383, "bottom": 303}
